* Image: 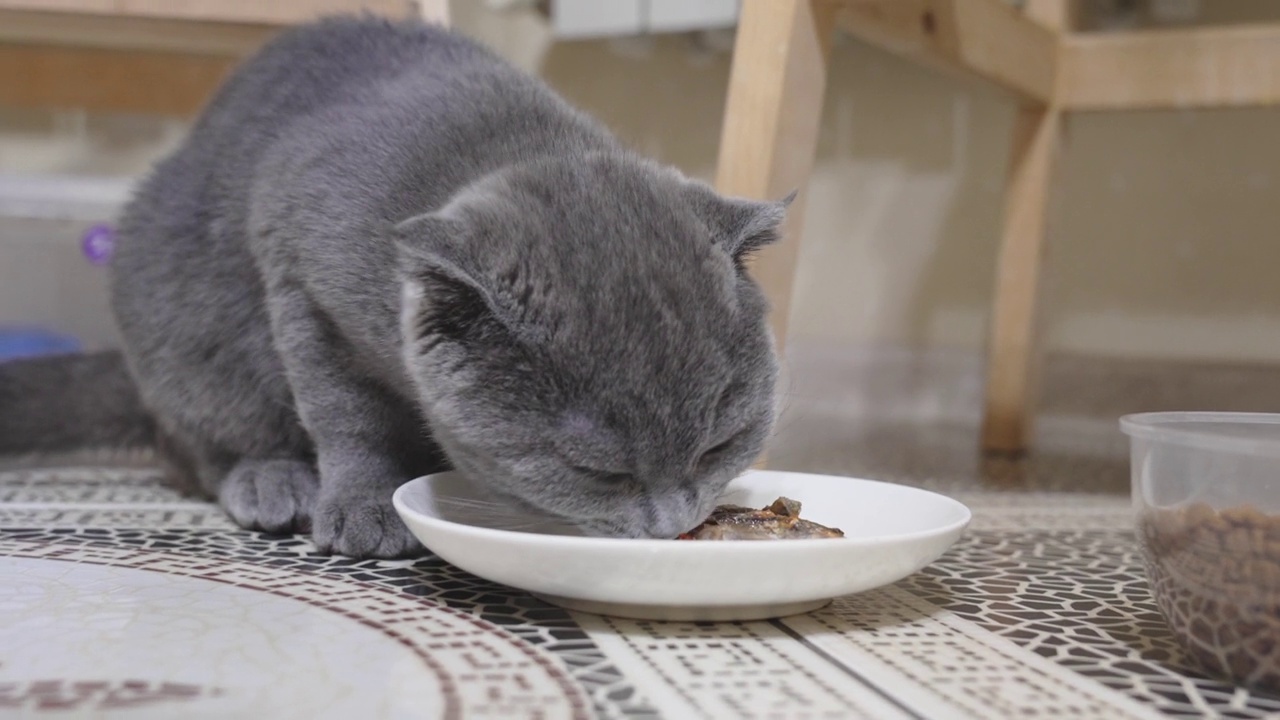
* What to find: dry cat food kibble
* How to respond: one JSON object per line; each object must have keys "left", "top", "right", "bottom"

{"left": 1140, "top": 503, "right": 1280, "bottom": 691}
{"left": 677, "top": 497, "right": 845, "bottom": 540}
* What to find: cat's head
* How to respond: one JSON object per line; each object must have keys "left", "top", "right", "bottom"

{"left": 395, "top": 153, "right": 790, "bottom": 538}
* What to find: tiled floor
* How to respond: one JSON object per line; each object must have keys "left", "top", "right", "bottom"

{"left": 5, "top": 399, "right": 1280, "bottom": 719}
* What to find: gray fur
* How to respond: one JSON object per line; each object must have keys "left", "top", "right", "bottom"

{"left": 0, "top": 16, "right": 787, "bottom": 557}
{"left": 0, "top": 351, "right": 152, "bottom": 454}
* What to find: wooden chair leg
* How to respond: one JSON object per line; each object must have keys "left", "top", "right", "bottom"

{"left": 980, "top": 104, "right": 1061, "bottom": 455}
{"left": 715, "top": 0, "right": 836, "bottom": 469}
{"left": 715, "top": 0, "right": 837, "bottom": 356}
{"left": 417, "top": 0, "right": 450, "bottom": 25}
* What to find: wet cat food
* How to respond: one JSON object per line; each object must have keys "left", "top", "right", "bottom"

{"left": 677, "top": 496, "right": 845, "bottom": 540}
{"left": 1139, "top": 503, "right": 1280, "bottom": 691}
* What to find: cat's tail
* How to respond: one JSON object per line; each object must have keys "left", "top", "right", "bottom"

{"left": 0, "top": 351, "right": 155, "bottom": 455}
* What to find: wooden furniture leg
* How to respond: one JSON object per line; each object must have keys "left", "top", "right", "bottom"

{"left": 980, "top": 103, "right": 1061, "bottom": 454}
{"left": 979, "top": 0, "right": 1067, "bottom": 455}
{"left": 715, "top": 0, "right": 837, "bottom": 469}
{"left": 714, "top": 0, "right": 838, "bottom": 359}
{"left": 418, "top": 0, "right": 449, "bottom": 25}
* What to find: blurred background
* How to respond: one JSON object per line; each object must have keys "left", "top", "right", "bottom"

{"left": 2, "top": 0, "right": 1279, "bottom": 482}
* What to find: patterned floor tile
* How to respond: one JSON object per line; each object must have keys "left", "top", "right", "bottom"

{"left": 783, "top": 588, "right": 1164, "bottom": 720}
{"left": 5, "top": 423, "right": 1279, "bottom": 719}
{"left": 1, "top": 529, "right": 654, "bottom": 719}
{"left": 2, "top": 540, "right": 594, "bottom": 719}
{"left": 901, "top": 530, "right": 1280, "bottom": 719}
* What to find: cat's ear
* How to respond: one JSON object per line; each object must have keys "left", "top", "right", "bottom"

{"left": 393, "top": 212, "right": 480, "bottom": 295}
{"left": 393, "top": 212, "right": 521, "bottom": 340}
{"left": 694, "top": 188, "right": 796, "bottom": 262}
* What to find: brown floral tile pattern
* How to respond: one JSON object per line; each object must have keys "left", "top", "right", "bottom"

{"left": 3, "top": 539, "right": 602, "bottom": 720}
{"left": 0, "top": 506, "right": 236, "bottom": 528}
{"left": 0, "top": 520, "right": 659, "bottom": 720}
{"left": 0, "top": 466, "right": 185, "bottom": 504}
{"left": 0, "top": 680, "right": 221, "bottom": 712}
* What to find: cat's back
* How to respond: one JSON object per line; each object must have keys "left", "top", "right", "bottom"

{"left": 118, "top": 16, "right": 577, "bottom": 246}
{"left": 142, "top": 18, "right": 504, "bottom": 197}
{"left": 110, "top": 18, "right": 513, "bottom": 382}
{"left": 200, "top": 16, "right": 502, "bottom": 139}
{"left": 112, "top": 17, "right": 516, "bottom": 301}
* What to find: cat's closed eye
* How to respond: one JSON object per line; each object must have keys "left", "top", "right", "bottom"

{"left": 703, "top": 439, "right": 733, "bottom": 459}
{"left": 571, "top": 465, "right": 632, "bottom": 486}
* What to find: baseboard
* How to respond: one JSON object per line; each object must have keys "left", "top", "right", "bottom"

{"left": 0, "top": 172, "right": 132, "bottom": 222}
{"left": 781, "top": 338, "right": 1280, "bottom": 427}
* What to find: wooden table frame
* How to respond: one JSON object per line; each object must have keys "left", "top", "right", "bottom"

{"left": 716, "top": 0, "right": 1280, "bottom": 455}
{"left": 0, "top": 0, "right": 449, "bottom": 117}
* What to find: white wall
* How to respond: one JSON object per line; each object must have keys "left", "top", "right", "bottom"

{"left": 3, "top": 1, "right": 1280, "bottom": 365}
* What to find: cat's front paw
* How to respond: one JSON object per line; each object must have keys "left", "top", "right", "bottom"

{"left": 219, "top": 458, "right": 318, "bottom": 534}
{"left": 312, "top": 488, "right": 423, "bottom": 559}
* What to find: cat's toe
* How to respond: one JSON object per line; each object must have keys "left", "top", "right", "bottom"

{"left": 219, "top": 458, "right": 318, "bottom": 533}
{"left": 312, "top": 491, "right": 423, "bottom": 559}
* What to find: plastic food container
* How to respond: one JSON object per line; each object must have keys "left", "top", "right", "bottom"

{"left": 1121, "top": 412, "right": 1280, "bottom": 691}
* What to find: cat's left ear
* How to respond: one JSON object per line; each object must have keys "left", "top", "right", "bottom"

{"left": 393, "top": 211, "right": 522, "bottom": 334}
{"left": 691, "top": 187, "right": 796, "bottom": 262}
{"left": 392, "top": 212, "right": 478, "bottom": 293}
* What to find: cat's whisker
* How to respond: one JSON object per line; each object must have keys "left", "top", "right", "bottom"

{"left": 433, "top": 496, "right": 505, "bottom": 507}
{"left": 434, "top": 497, "right": 537, "bottom": 517}
{"left": 433, "top": 497, "right": 522, "bottom": 514}
{"left": 494, "top": 519, "right": 574, "bottom": 532}
{"left": 427, "top": 495, "right": 583, "bottom": 534}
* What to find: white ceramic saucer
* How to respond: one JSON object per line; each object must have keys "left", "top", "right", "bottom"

{"left": 393, "top": 470, "right": 970, "bottom": 621}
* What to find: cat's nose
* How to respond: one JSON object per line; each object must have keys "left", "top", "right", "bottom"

{"left": 644, "top": 498, "right": 701, "bottom": 539}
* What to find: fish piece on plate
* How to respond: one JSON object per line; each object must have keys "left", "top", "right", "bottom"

{"left": 676, "top": 496, "right": 844, "bottom": 540}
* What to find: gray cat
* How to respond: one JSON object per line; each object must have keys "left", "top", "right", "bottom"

{"left": 0, "top": 16, "right": 789, "bottom": 558}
